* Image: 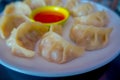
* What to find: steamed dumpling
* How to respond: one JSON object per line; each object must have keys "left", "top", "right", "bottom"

{"left": 7, "top": 22, "right": 49, "bottom": 58}
{"left": 24, "top": 0, "right": 46, "bottom": 10}
{"left": 4, "top": 1, "right": 31, "bottom": 16}
{"left": 70, "top": 24, "right": 112, "bottom": 50}
{"left": 0, "top": 14, "right": 28, "bottom": 39}
{"left": 36, "top": 31, "right": 84, "bottom": 64}
{"left": 71, "top": 3, "right": 95, "bottom": 17}
{"left": 74, "top": 11, "right": 109, "bottom": 27}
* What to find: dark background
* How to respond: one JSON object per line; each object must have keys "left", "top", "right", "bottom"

{"left": 0, "top": 0, "right": 120, "bottom": 80}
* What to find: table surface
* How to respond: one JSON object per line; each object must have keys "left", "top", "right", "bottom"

{"left": 0, "top": 0, "right": 120, "bottom": 80}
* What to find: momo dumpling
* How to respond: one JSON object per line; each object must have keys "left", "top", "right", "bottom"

{"left": 4, "top": 1, "right": 31, "bottom": 16}
{"left": 7, "top": 22, "right": 49, "bottom": 58}
{"left": 45, "top": 0, "right": 63, "bottom": 6}
{"left": 0, "top": 14, "right": 28, "bottom": 39}
{"left": 36, "top": 31, "right": 84, "bottom": 64}
{"left": 70, "top": 24, "right": 113, "bottom": 50}
{"left": 24, "top": 0, "right": 46, "bottom": 10}
{"left": 71, "top": 3, "right": 95, "bottom": 17}
{"left": 74, "top": 11, "right": 109, "bottom": 27}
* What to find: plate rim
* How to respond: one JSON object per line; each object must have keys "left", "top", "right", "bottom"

{"left": 1, "top": 51, "right": 120, "bottom": 77}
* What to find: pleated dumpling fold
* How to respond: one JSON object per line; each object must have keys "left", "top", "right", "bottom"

{"left": 4, "top": 1, "right": 31, "bottom": 16}
{"left": 36, "top": 31, "right": 84, "bottom": 64}
{"left": 0, "top": 14, "right": 28, "bottom": 39}
{"left": 71, "top": 3, "right": 95, "bottom": 17}
{"left": 70, "top": 24, "right": 113, "bottom": 50}
{"left": 7, "top": 22, "right": 49, "bottom": 58}
{"left": 74, "top": 11, "right": 109, "bottom": 27}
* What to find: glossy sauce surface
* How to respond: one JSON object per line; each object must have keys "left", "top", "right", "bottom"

{"left": 34, "top": 11, "right": 65, "bottom": 23}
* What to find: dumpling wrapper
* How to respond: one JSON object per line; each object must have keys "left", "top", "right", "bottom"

{"left": 24, "top": 0, "right": 46, "bottom": 10}
{"left": 7, "top": 22, "right": 49, "bottom": 58}
{"left": 71, "top": 3, "right": 95, "bottom": 17}
{"left": 4, "top": 1, "right": 31, "bottom": 16}
{"left": 0, "top": 14, "right": 28, "bottom": 39}
{"left": 49, "top": 24, "right": 63, "bottom": 35}
{"left": 36, "top": 31, "right": 84, "bottom": 64}
{"left": 70, "top": 24, "right": 113, "bottom": 50}
{"left": 74, "top": 11, "right": 109, "bottom": 27}
{"left": 45, "top": 0, "right": 63, "bottom": 6}
{"left": 65, "top": 0, "right": 80, "bottom": 10}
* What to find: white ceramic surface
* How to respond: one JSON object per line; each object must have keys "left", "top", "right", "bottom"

{"left": 0, "top": 1, "right": 120, "bottom": 77}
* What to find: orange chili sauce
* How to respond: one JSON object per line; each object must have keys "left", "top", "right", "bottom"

{"left": 34, "top": 11, "right": 65, "bottom": 23}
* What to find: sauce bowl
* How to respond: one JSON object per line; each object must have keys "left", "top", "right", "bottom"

{"left": 30, "top": 6, "right": 69, "bottom": 26}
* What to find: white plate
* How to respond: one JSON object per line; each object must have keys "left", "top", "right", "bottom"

{"left": 0, "top": 1, "right": 120, "bottom": 77}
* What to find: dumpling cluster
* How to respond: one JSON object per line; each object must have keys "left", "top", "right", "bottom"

{"left": 0, "top": 0, "right": 113, "bottom": 64}
{"left": 69, "top": 2, "right": 112, "bottom": 50}
{"left": 6, "top": 21, "right": 84, "bottom": 63}
{"left": 7, "top": 22, "right": 49, "bottom": 57}
{"left": 0, "top": 0, "right": 65, "bottom": 39}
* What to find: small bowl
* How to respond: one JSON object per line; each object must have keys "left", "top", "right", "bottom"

{"left": 29, "top": 6, "right": 69, "bottom": 26}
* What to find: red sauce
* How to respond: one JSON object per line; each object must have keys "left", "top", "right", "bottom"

{"left": 34, "top": 11, "right": 65, "bottom": 23}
